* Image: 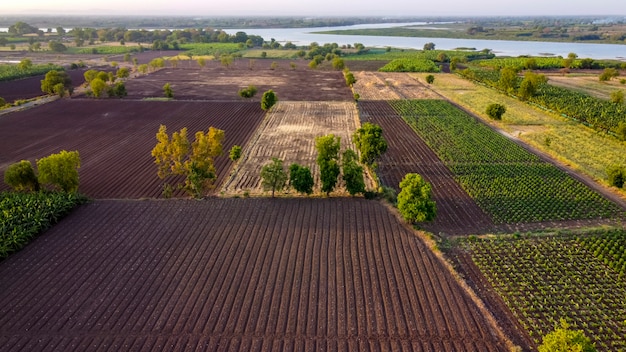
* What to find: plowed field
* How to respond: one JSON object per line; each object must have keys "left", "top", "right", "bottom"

{"left": 0, "top": 68, "right": 90, "bottom": 103}
{"left": 223, "top": 101, "right": 374, "bottom": 195}
{"left": 0, "top": 198, "right": 508, "bottom": 351}
{"left": 353, "top": 72, "right": 442, "bottom": 101}
{"left": 359, "top": 101, "right": 493, "bottom": 235}
{"left": 122, "top": 63, "right": 354, "bottom": 101}
{"left": 0, "top": 100, "right": 265, "bottom": 198}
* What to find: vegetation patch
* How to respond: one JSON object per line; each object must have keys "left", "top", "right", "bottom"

{"left": 390, "top": 99, "right": 623, "bottom": 223}
{"left": 379, "top": 58, "right": 440, "bottom": 73}
{"left": 0, "top": 191, "right": 86, "bottom": 260}
{"left": 460, "top": 230, "right": 626, "bottom": 351}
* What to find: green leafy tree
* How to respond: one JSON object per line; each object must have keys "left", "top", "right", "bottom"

{"left": 606, "top": 164, "right": 626, "bottom": 188}
{"left": 316, "top": 134, "right": 341, "bottom": 195}
{"left": 108, "top": 82, "right": 127, "bottom": 98}
{"left": 37, "top": 150, "right": 81, "bottom": 192}
{"left": 83, "top": 69, "right": 98, "bottom": 83}
{"left": 261, "top": 89, "right": 277, "bottom": 111}
{"left": 332, "top": 57, "right": 345, "bottom": 70}
{"left": 41, "top": 70, "right": 72, "bottom": 96}
{"left": 116, "top": 67, "right": 130, "bottom": 79}
{"left": 229, "top": 145, "right": 242, "bottom": 161}
{"left": 423, "top": 42, "right": 435, "bottom": 50}
{"left": 344, "top": 69, "right": 356, "bottom": 86}
{"left": 518, "top": 71, "right": 548, "bottom": 100}
{"left": 397, "top": 173, "right": 436, "bottom": 223}
{"left": 18, "top": 59, "right": 32, "bottom": 70}
{"left": 425, "top": 74, "right": 435, "bottom": 84}
{"left": 353, "top": 122, "right": 388, "bottom": 167}
{"left": 486, "top": 103, "right": 506, "bottom": 120}
{"left": 342, "top": 150, "right": 365, "bottom": 196}
{"left": 599, "top": 68, "right": 619, "bottom": 81}
{"left": 260, "top": 157, "right": 287, "bottom": 197}
{"left": 90, "top": 78, "right": 107, "bottom": 98}
{"left": 289, "top": 163, "right": 314, "bottom": 195}
{"left": 163, "top": 83, "right": 173, "bottom": 98}
{"left": 48, "top": 41, "right": 67, "bottom": 52}
{"left": 4, "top": 160, "right": 39, "bottom": 192}
{"left": 563, "top": 52, "right": 578, "bottom": 69}
{"left": 220, "top": 55, "right": 233, "bottom": 68}
{"left": 498, "top": 66, "right": 518, "bottom": 93}
{"left": 538, "top": 319, "right": 596, "bottom": 352}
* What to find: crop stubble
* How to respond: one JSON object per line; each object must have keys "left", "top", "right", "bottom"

{"left": 0, "top": 198, "right": 508, "bottom": 351}
{"left": 352, "top": 72, "right": 442, "bottom": 101}
{"left": 222, "top": 101, "right": 375, "bottom": 195}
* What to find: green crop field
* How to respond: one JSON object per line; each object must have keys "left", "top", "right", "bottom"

{"left": 461, "top": 230, "right": 626, "bottom": 351}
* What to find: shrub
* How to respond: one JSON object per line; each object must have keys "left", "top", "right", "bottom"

{"left": 289, "top": 163, "right": 314, "bottom": 195}
{"left": 261, "top": 89, "right": 277, "bottom": 111}
{"left": 229, "top": 145, "right": 242, "bottom": 161}
{"left": 4, "top": 160, "right": 39, "bottom": 192}
{"left": 36, "top": 150, "right": 81, "bottom": 192}
{"left": 425, "top": 74, "right": 435, "bottom": 84}
{"left": 238, "top": 85, "right": 257, "bottom": 98}
{"left": 538, "top": 319, "right": 596, "bottom": 352}
{"left": 163, "top": 83, "right": 173, "bottom": 98}
{"left": 486, "top": 103, "right": 506, "bottom": 120}
{"left": 606, "top": 164, "right": 625, "bottom": 188}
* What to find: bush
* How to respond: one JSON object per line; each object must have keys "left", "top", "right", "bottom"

{"left": 37, "top": 150, "right": 81, "bottom": 192}
{"left": 289, "top": 163, "right": 314, "bottom": 195}
{"left": 238, "top": 85, "right": 257, "bottom": 98}
{"left": 261, "top": 89, "right": 277, "bottom": 111}
{"left": 229, "top": 145, "right": 242, "bottom": 161}
{"left": 486, "top": 103, "right": 506, "bottom": 120}
{"left": 425, "top": 74, "right": 435, "bottom": 84}
{"left": 615, "top": 121, "right": 626, "bottom": 141}
{"left": 4, "top": 160, "right": 39, "bottom": 192}
{"left": 163, "top": 83, "right": 173, "bottom": 98}
{"left": 606, "top": 164, "right": 625, "bottom": 188}
{"left": 538, "top": 319, "right": 596, "bottom": 352}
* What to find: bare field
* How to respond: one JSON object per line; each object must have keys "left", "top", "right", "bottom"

{"left": 222, "top": 101, "right": 374, "bottom": 196}
{"left": 545, "top": 73, "right": 626, "bottom": 100}
{"left": 0, "top": 198, "right": 509, "bottom": 351}
{"left": 353, "top": 72, "right": 442, "bottom": 101}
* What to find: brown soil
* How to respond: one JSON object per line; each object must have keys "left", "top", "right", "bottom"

{"left": 121, "top": 61, "right": 354, "bottom": 101}
{"left": 0, "top": 198, "right": 510, "bottom": 351}
{"left": 0, "top": 100, "right": 265, "bottom": 198}
{"left": 0, "top": 68, "right": 92, "bottom": 103}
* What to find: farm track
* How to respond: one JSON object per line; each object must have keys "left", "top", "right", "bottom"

{"left": 0, "top": 99, "right": 266, "bottom": 198}
{"left": 358, "top": 101, "right": 494, "bottom": 236}
{"left": 0, "top": 198, "right": 508, "bottom": 351}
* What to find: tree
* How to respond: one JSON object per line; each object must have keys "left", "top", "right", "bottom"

{"left": 425, "top": 74, "right": 435, "bottom": 84}
{"left": 397, "top": 173, "right": 436, "bottom": 223}
{"left": 83, "top": 69, "right": 98, "bottom": 83}
{"left": 289, "top": 163, "right": 314, "bottom": 195}
{"left": 220, "top": 55, "right": 233, "bottom": 68}
{"left": 518, "top": 71, "right": 547, "bottom": 100}
{"left": 163, "top": 83, "right": 173, "bottom": 98}
{"left": 108, "top": 82, "right": 127, "bottom": 98}
{"left": 606, "top": 164, "right": 626, "bottom": 188}
{"left": 610, "top": 90, "right": 624, "bottom": 104}
{"left": 116, "top": 67, "right": 130, "bottom": 79}
{"left": 48, "top": 41, "right": 67, "bottom": 53}
{"left": 486, "top": 103, "right": 506, "bottom": 120}
{"left": 538, "top": 319, "right": 596, "bottom": 352}
{"left": 316, "top": 134, "right": 341, "bottom": 196}
{"left": 498, "top": 66, "right": 518, "bottom": 93}
{"left": 41, "top": 70, "right": 72, "bottom": 96}
{"left": 18, "top": 59, "right": 32, "bottom": 71}
{"left": 332, "top": 57, "right": 345, "bottom": 70}
{"left": 37, "top": 150, "right": 81, "bottom": 192}
{"left": 563, "top": 52, "right": 578, "bottom": 69}
{"left": 423, "top": 42, "right": 435, "bottom": 50}
{"left": 90, "top": 78, "right": 107, "bottom": 98}
{"left": 4, "top": 160, "right": 39, "bottom": 192}
{"left": 229, "top": 145, "right": 242, "bottom": 161}
{"left": 344, "top": 70, "right": 356, "bottom": 86}
{"left": 261, "top": 89, "right": 277, "bottom": 111}
{"left": 151, "top": 125, "right": 224, "bottom": 198}
{"left": 353, "top": 122, "right": 388, "bottom": 167}
{"left": 342, "top": 150, "right": 365, "bottom": 196}
{"left": 261, "top": 157, "right": 287, "bottom": 197}
{"left": 599, "top": 68, "right": 619, "bottom": 81}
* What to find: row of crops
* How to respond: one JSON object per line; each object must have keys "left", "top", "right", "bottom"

{"left": 458, "top": 67, "right": 626, "bottom": 133}
{"left": 0, "top": 63, "right": 63, "bottom": 82}
{"left": 461, "top": 230, "right": 626, "bottom": 351}
{"left": 389, "top": 99, "right": 623, "bottom": 223}
{"left": 0, "top": 192, "right": 86, "bottom": 260}
{"left": 379, "top": 58, "right": 440, "bottom": 73}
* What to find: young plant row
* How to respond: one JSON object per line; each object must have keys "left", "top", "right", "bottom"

{"left": 0, "top": 191, "right": 86, "bottom": 260}
{"left": 389, "top": 99, "right": 622, "bottom": 223}
{"left": 0, "top": 62, "right": 63, "bottom": 82}
{"left": 379, "top": 58, "right": 440, "bottom": 73}
{"left": 461, "top": 231, "right": 626, "bottom": 351}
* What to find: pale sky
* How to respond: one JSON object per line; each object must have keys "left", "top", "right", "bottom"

{"left": 3, "top": 0, "right": 625, "bottom": 17}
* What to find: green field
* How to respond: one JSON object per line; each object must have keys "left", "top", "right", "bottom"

{"left": 460, "top": 230, "right": 626, "bottom": 350}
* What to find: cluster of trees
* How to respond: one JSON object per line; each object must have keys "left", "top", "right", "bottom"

{"left": 497, "top": 67, "right": 548, "bottom": 100}
{"left": 151, "top": 125, "right": 224, "bottom": 198}
{"left": 83, "top": 67, "right": 128, "bottom": 98}
{"left": 40, "top": 70, "right": 73, "bottom": 97}
{"left": 4, "top": 150, "right": 81, "bottom": 193}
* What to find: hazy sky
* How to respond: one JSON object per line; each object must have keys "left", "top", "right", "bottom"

{"left": 4, "top": 0, "right": 625, "bottom": 17}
